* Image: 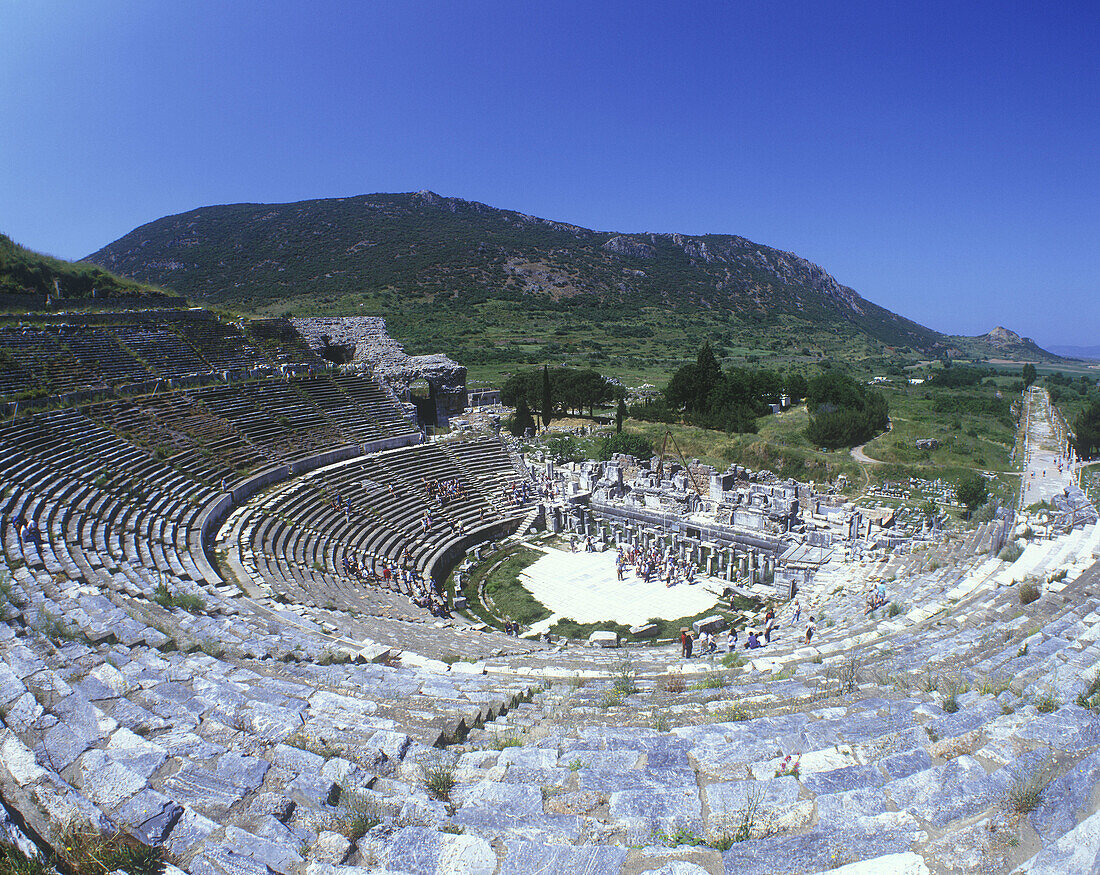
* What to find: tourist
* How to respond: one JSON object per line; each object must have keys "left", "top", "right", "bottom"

{"left": 745, "top": 630, "right": 761, "bottom": 649}
{"left": 805, "top": 617, "right": 816, "bottom": 644}
{"left": 680, "top": 628, "right": 693, "bottom": 658}
{"left": 790, "top": 599, "right": 801, "bottom": 626}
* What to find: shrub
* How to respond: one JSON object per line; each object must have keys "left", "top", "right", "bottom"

{"left": 887, "top": 601, "right": 903, "bottom": 617}
{"left": 612, "top": 653, "right": 639, "bottom": 695}
{"left": 663, "top": 674, "right": 686, "bottom": 693}
{"left": 1019, "top": 581, "right": 1041, "bottom": 605}
{"left": 999, "top": 542, "right": 1024, "bottom": 563}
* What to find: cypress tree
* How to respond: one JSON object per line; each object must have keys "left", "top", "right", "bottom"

{"left": 616, "top": 397, "right": 626, "bottom": 433}
{"left": 541, "top": 364, "right": 552, "bottom": 430}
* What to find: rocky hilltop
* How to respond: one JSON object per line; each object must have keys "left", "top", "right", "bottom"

{"left": 84, "top": 191, "right": 1057, "bottom": 366}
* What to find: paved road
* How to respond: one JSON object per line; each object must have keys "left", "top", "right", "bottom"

{"left": 1019, "top": 386, "right": 1077, "bottom": 509}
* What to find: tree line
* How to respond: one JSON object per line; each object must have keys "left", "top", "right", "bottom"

{"left": 632, "top": 342, "right": 807, "bottom": 434}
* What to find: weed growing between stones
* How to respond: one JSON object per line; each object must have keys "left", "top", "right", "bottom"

{"left": 836, "top": 655, "right": 862, "bottom": 695}
{"left": 774, "top": 754, "right": 801, "bottom": 778}
{"left": 612, "top": 652, "right": 638, "bottom": 695}
{"left": 1076, "top": 673, "right": 1100, "bottom": 710}
{"left": 152, "top": 579, "right": 204, "bottom": 613}
{"left": 57, "top": 822, "right": 164, "bottom": 875}
{"left": 887, "top": 601, "right": 903, "bottom": 617}
{"left": 979, "top": 675, "right": 1013, "bottom": 697}
{"left": 0, "top": 846, "right": 51, "bottom": 875}
{"left": 422, "top": 753, "right": 457, "bottom": 802}
{"left": 718, "top": 704, "right": 753, "bottom": 722}
{"left": 327, "top": 787, "right": 382, "bottom": 841}
{"left": 692, "top": 671, "right": 727, "bottom": 690}
{"left": 317, "top": 649, "right": 352, "bottom": 666}
{"left": 32, "top": 609, "right": 82, "bottom": 645}
{"left": 662, "top": 674, "right": 686, "bottom": 693}
{"left": 652, "top": 713, "right": 670, "bottom": 732}
{"left": 1004, "top": 754, "right": 1058, "bottom": 814}
{"left": 284, "top": 729, "right": 340, "bottom": 760}
{"left": 492, "top": 732, "right": 523, "bottom": 750}
{"left": 568, "top": 758, "right": 585, "bottom": 771}
{"left": 0, "top": 566, "right": 24, "bottom": 611}
{"left": 1035, "top": 688, "right": 1058, "bottom": 713}
{"left": 999, "top": 542, "right": 1024, "bottom": 563}
{"left": 600, "top": 689, "right": 625, "bottom": 708}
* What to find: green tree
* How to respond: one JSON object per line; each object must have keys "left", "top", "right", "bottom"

{"left": 955, "top": 471, "right": 989, "bottom": 519}
{"left": 1022, "top": 363, "right": 1037, "bottom": 388}
{"left": 784, "top": 372, "right": 808, "bottom": 403}
{"left": 1072, "top": 399, "right": 1100, "bottom": 460}
{"left": 509, "top": 398, "right": 535, "bottom": 437}
{"left": 598, "top": 432, "right": 653, "bottom": 461}
{"left": 541, "top": 364, "right": 552, "bottom": 430}
{"left": 616, "top": 397, "right": 626, "bottom": 433}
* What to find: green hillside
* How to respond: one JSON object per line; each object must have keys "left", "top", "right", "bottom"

{"left": 84, "top": 191, "right": 1056, "bottom": 382}
{"left": 1, "top": 233, "right": 182, "bottom": 306}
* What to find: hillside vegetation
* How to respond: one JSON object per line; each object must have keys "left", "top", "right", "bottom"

{"left": 85, "top": 191, "right": 1058, "bottom": 385}
{"left": 0, "top": 233, "right": 181, "bottom": 305}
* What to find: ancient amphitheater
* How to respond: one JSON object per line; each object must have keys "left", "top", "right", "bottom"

{"left": 0, "top": 309, "right": 1098, "bottom": 875}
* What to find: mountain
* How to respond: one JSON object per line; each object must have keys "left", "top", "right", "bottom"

{"left": 83, "top": 191, "right": 1056, "bottom": 372}
{"left": 948, "top": 326, "right": 1061, "bottom": 363}
{"left": 1, "top": 233, "right": 182, "bottom": 308}
{"left": 1047, "top": 345, "right": 1100, "bottom": 361}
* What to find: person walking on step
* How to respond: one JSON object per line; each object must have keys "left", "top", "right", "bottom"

{"left": 790, "top": 599, "right": 801, "bottom": 626}
{"left": 805, "top": 617, "right": 817, "bottom": 644}
{"left": 680, "top": 628, "right": 693, "bottom": 659}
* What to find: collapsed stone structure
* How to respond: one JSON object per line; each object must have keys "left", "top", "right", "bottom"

{"left": 291, "top": 317, "right": 467, "bottom": 427}
{"left": 534, "top": 454, "right": 1017, "bottom": 601}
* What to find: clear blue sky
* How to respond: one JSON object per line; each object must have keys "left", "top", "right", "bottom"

{"left": 2, "top": 0, "right": 1097, "bottom": 347}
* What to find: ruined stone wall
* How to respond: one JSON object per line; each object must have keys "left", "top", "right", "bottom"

{"left": 290, "top": 316, "right": 466, "bottom": 424}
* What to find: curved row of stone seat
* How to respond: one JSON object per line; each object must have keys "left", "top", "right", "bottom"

{"left": 0, "top": 312, "right": 329, "bottom": 401}
{"left": 228, "top": 437, "right": 533, "bottom": 597}
{"left": 0, "top": 584, "right": 545, "bottom": 875}
{"left": 78, "top": 373, "right": 417, "bottom": 490}
{"left": 423, "top": 547, "right": 1100, "bottom": 873}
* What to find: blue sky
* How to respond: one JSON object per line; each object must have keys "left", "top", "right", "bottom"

{"left": 1, "top": 0, "right": 1097, "bottom": 347}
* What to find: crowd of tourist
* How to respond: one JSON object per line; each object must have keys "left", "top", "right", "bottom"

{"left": 679, "top": 597, "right": 819, "bottom": 657}
{"left": 340, "top": 550, "right": 449, "bottom": 617}
{"left": 613, "top": 543, "right": 697, "bottom": 586}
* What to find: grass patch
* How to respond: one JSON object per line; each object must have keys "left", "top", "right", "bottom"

{"left": 458, "top": 544, "right": 550, "bottom": 631}
{"left": 0, "top": 846, "right": 51, "bottom": 875}
{"left": 1004, "top": 754, "right": 1058, "bottom": 814}
{"left": 57, "top": 822, "right": 164, "bottom": 875}
{"left": 423, "top": 755, "right": 457, "bottom": 801}
{"left": 327, "top": 786, "right": 382, "bottom": 841}
{"left": 153, "top": 581, "right": 205, "bottom": 613}
{"left": 1035, "top": 688, "right": 1058, "bottom": 713}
